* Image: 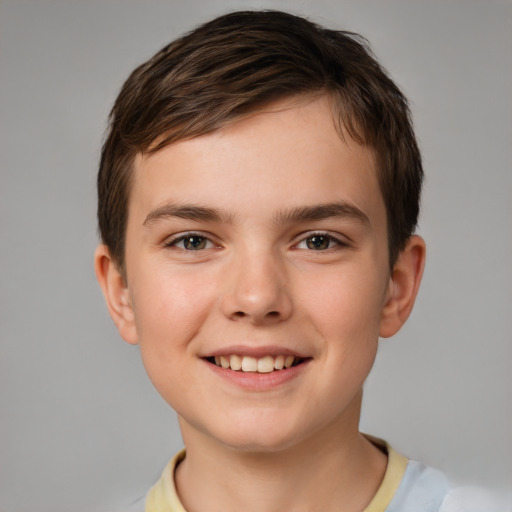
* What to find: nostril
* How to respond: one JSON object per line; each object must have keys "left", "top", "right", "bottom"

{"left": 232, "top": 310, "right": 280, "bottom": 320}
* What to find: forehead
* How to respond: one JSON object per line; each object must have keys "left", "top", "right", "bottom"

{"left": 129, "top": 96, "right": 384, "bottom": 226}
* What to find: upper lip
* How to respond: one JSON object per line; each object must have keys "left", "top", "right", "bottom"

{"left": 201, "top": 345, "right": 309, "bottom": 359}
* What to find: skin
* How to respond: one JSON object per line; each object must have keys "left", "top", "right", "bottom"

{"left": 95, "top": 95, "right": 425, "bottom": 512}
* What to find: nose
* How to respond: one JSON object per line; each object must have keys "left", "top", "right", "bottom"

{"left": 221, "top": 247, "right": 293, "bottom": 325}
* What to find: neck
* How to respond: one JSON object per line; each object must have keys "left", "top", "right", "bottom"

{"left": 175, "top": 410, "right": 387, "bottom": 512}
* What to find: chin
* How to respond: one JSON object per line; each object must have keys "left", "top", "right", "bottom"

{"left": 179, "top": 400, "right": 340, "bottom": 455}
{"left": 212, "top": 416, "right": 309, "bottom": 454}
{"left": 221, "top": 433, "right": 299, "bottom": 454}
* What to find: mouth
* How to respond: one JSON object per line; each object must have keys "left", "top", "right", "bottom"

{"left": 205, "top": 354, "right": 307, "bottom": 373}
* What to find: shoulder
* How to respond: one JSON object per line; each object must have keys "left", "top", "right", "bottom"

{"left": 386, "top": 459, "right": 450, "bottom": 512}
{"left": 439, "top": 486, "right": 511, "bottom": 512}
{"left": 364, "top": 436, "right": 451, "bottom": 512}
{"left": 387, "top": 459, "right": 509, "bottom": 512}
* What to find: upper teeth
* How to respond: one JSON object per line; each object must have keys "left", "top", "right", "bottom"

{"left": 213, "top": 354, "right": 296, "bottom": 373}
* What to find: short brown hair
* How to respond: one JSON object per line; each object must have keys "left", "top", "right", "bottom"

{"left": 98, "top": 10, "right": 423, "bottom": 271}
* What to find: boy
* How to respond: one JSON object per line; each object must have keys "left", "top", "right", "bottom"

{"left": 95, "top": 10, "right": 453, "bottom": 512}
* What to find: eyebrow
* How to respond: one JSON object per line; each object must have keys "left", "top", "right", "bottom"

{"left": 273, "top": 202, "right": 370, "bottom": 227}
{"left": 143, "top": 203, "right": 232, "bottom": 226}
{"left": 143, "top": 201, "right": 370, "bottom": 227}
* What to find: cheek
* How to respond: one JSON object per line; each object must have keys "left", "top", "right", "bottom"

{"left": 298, "top": 265, "right": 385, "bottom": 340}
{"left": 130, "top": 269, "right": 215, "bottom": 367}
{"left": 132, "top": 273, "right": 216, "bottom": 409}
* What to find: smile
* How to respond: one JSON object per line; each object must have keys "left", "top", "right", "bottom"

{"left": 207, "top": 354, "right": 305, "bottom": 373}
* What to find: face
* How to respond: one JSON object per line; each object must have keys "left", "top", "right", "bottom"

{"left": 109, "top": 96, "right": 399, "bottom": 452}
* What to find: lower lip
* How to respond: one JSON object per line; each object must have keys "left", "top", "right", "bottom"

{"left": 204, "top": 359, "right": 310, "bottom": 391}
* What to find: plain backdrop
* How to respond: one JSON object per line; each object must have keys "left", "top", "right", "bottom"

{"left": 0, "top": 1, "right": 511, "bottom": 511}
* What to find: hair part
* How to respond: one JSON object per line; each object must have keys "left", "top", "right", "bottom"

{"left": 98, "top": 10, "right": 423, "bottom": 273}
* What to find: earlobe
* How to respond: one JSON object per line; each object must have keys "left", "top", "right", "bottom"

{"left": 94, "top": 245, "right": 138, "bottom": 345}
{"left": 379, "top": 235, "right": 426, "bottom": 338}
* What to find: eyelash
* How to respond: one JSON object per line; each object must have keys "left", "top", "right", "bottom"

{"left": 294, "top": 232, "right": 348, "bottom": 251}
{"left": 164, "top": 231, "right": 348, "bottom": 252}
{"left": 164, "top": 232, "right": 216, "bottom": 251}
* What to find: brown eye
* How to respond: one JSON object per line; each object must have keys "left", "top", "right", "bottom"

{"left": 305, "top": 235, "right": 331, "bottom": 250}
{"left": 168, "top": 234, "right": 213, "bottom": 250}
{"left": 182, "top": 235, "right": 208, "bottom": 250}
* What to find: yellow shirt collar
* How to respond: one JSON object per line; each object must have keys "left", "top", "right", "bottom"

{"left": 145, "top": 438, "right": 408, "bottom": 512}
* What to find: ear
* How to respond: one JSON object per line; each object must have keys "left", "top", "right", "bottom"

{"left": 94, "top": 244, "right": 138, "bottom": 345}
{"left": 379, "top": 235, "right": 426, "bottom": 338}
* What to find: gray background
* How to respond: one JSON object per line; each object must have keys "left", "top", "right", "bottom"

{"left": 0, "top": 1, "right": 510, "bottom": 511}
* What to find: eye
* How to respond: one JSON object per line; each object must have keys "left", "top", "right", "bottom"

{"left": 296, "top": 233, "right": 343, "bottom": 251}
{"left": 167, "top": 234, "right": 214, "bottom": 250}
